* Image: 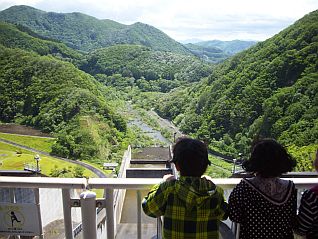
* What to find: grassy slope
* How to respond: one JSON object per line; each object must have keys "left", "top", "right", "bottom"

{"left": 0, "top": 132, "right": 55, "bottom": 153}
{"left": 0, "top": 141, "right": 97, "bottom": 177}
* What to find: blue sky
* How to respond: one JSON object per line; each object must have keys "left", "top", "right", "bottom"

{"left": 1, "top": 0, "right": 317, "bottom": 42}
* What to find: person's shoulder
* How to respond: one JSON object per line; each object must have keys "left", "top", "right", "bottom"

{"left": 302, "top": 186, "right": 318, "bottom": 200}
{"left": 159, "top": 178, "right": 177, "bottom": 190}
{"left": 231, "top": 178, "right": 249, "bottom": 193}
{"left": 214, "top": 184, "right": 224, "bottom": 195}
{"left": 281, "top": 179, "right": 296, "bottom": 189}
{"left": 236, "top": 178, "right": 249, "bottom": 187}
{"left": 310, "top": 184, "right": 318, "bottom": 195}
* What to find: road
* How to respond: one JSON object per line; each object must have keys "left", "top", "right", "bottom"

{"left": 0, "top": 138, "right": 107, "bottom": 178}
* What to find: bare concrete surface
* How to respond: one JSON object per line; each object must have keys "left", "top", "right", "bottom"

{"left": 116, "top": 223, "right": 157, "bottom": 239}
{"left": 0, "top": 219, "right": 76, "bottom": 239}
{"left": 42, "top": 219, "right": 66, "bottom": 239}
{"left": 132, "top": 147, "right": 170, "bottom": 160}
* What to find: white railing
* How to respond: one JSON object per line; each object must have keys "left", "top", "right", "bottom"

{"left": 113, "top": 145, "right": 131, "bottom": 234}
{"left": 0, "top": 177, "right": 318, "bottom": 239}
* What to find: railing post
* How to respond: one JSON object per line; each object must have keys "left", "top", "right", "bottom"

{"left": 80, "top": 191, "right": 97, "bottom": 239}
{"left": 106, "top": 188, "right": 114, "bottom": 239}
{"left": 157, "top": 217, "right": 162, "bottom": 239}
{"left": 62, "top": 189, "right": 74, "bottom": 239}
{"left": 34, "top": 188, "right": 44, "bottom": 239}
{"left": 137, "top": 190, "right": 141, "bottom": 239}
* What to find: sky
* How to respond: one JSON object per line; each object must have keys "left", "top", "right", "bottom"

{"left": 0, "top": 0, "right": 318, "bottom": 42}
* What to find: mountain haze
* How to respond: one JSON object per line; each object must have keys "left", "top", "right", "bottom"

{"left": 196, "top": 40, "right": 257, "bottom": 54}
{"left": 0, "top": 5, "right": 191, "bottom": 54}
{"left": 185, "top": 40, "right": 257, "bottom": 63}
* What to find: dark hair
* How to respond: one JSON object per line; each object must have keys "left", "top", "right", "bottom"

{"left": 243, "top": 138, "right": 296, "bottom": 177}
{"left": 171, "top": 137, "right": 211, "bottom": 177}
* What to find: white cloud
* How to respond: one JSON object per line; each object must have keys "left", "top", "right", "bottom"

{"left": 0, "top": 0, "right": 317, "bottom": 41}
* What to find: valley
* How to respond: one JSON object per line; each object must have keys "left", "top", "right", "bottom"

{"left": 0, "top": 5, "right": 317, "bottom": 178}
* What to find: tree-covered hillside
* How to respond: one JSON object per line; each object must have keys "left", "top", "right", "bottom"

{"left": 156, "top": 10, "right": 318, "bottom": 170}
{"left": 185, "top": 40, "right": 257, "bottom": 63}
{"left": 0, "top": 21, "right": 82, "bottom": 61}
{"left": 0, "top": 5, "right": 191, "bottom": 54}
{"left": 196, "top": 40, "right": 257, "bottom": 54}
{"left": 1, "top": 4, "right": 317, "bottom": 173}
{"left": 80, "top": 44, "right": 212, "bottom": 92}
{"left": 0, "top": 44, "right": 126, "bottom": 162}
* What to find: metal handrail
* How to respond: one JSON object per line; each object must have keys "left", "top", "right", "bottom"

{"left": 1, "top": 177, "right": 318, "bottom": 239}
{"left": 0, "top": 177, "right": 87, "bottom": 189}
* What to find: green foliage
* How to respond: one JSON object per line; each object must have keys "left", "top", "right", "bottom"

{"left": 73, "top": 166, "right": 85, "bottom": 177}
{"left": 288, "top": 144, "right": 318, "bottom": 172}
{"left": 50, "top": 165, "right": 86, "bottom": 178}
{"left": 0, "top": 141, "right": 96, "bottom": 177}
{"left": 156, "top": 10, "right": 318, "bottom": 171}
{"left": 0, "top": 5, "right": 317, "bottom": 174}
{"left": 0, "top": 5, "right": 191, "bottom": 54}
{"left": 81, "top": 44, "right": 212, "bottom": 92}
{"left": 0, "top": 132, "right": 55, "bottom": 153}
{"left": 0, "top": 45, "right": 126, "bottom": 161}
{"left": 0, "top": 21, "right": 82, "bottom": 62}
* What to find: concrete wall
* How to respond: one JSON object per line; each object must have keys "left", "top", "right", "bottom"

{"left": 126, "top": 168, "right": 172, "bottom": 178}
{"left": 39, "top": 188, "right": 82, "bottom": 227}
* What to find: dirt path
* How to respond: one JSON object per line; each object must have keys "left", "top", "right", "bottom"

{"left": 0, "top": 124, "right": 52, "bottom": 137}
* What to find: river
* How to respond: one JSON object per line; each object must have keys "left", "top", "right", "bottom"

{"left": 125, "top": 103, "right": 180, "bottom": 145}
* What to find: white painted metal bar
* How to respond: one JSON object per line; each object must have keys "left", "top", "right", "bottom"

{"left": 1, "top": 176, "right": 318, "bottom": 239}
{"left": 105, "top": 188, "right": 115, "bottom": 239}
{"left": 235, "top": 223, "right": 241, "bottom": 239}
{"left": 157, "top": 217, "right": 162, "bottom": 239}
{"left": 80, "top": 191, "right": 97, "bottom": 239}
{"left": 0, "top": 176, "right": 87, "bottom": 189}
{"left": 62, "top": 189, "right": 74, "bottom": 239}
{"left": 137, "top": 190, "right": 142, "bottom": 239}
{"left": 2, "top": 177, "right": 316, "bottom": 190}
{"left": 89, "top": 178, "right": 162, "bottom": 189}
{"left": 88, "top": 177, "right": 318, "bottom": 190}
{"left": 34, "top": 188, "right": 44, "bottom": 239}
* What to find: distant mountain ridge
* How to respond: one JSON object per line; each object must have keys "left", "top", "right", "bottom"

{"left": 185, "top": 40, "right": 257, "bottom": 63}
{"left": 156, "top": 9, "right": 318, "bottom": 169}
{"left": 196, "top": 40, "right": 257, "bottom": 54}
{"left": 0, "top": 5, "right": 191, "bottom": 54}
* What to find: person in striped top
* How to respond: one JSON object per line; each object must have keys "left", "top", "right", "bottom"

{"left": 295, "top": 150, "right": 318, "bottom": 238}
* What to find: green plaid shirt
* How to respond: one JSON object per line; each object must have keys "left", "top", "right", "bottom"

{"left": 142, "top": 176, "right": 228, "bottom": 239}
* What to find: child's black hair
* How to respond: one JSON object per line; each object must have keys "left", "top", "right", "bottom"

{"left": 242, "top": 138, "right": 296, "bottom": 177}
{"left": 171, "top": 137, "right": 211, "bottom": 177}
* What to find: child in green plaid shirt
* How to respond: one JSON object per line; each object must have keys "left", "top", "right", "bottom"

{"left": 142, "top": 137, "right": 228, "bottom": 239}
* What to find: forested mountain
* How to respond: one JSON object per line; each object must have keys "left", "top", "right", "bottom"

{"left": 0, "top": 5, "right": 191, "bottom": 54}
{"left": 0, "top": 21, "right": 82, "bottom": 61}
{"left": 185, "top": 40, "right": 257, "bottom": 63}
{"left": 0, "top": 4, "right": 317, "bottom": 172}
{"left": 156, "top": 10, "right": 318, "bottom": 170}
{"left": 80, "top": 44, "right": 212, "bottom": 92}
{"left": 196, "top": 40, "right": 257, "bottom": 54}
{"left": 0, "top": 44, "right": 126, "bottom": 162}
